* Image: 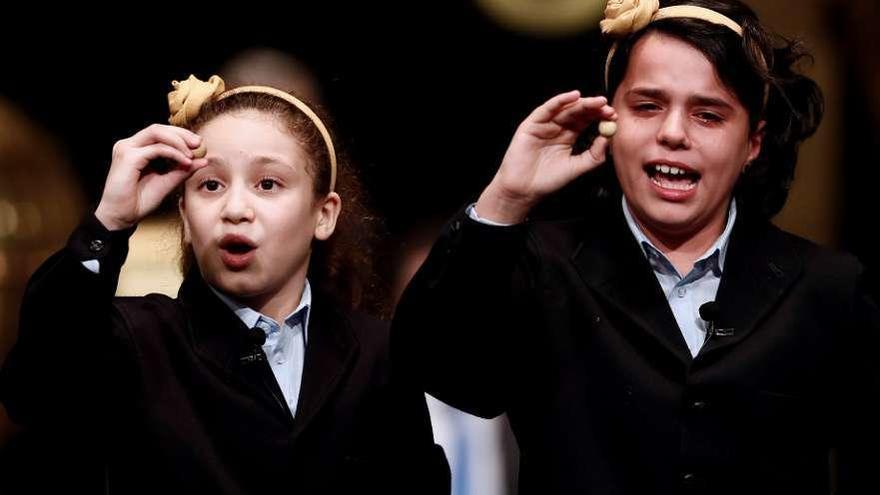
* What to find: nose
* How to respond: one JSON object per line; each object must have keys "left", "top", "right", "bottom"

{"left": 656, "top": 108, "right": 690, "bottom": 150}
{"left": 220, "top": 182, "right": 254, "bottom": 224}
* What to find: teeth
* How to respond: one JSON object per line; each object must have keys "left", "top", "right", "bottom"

{"left": 654, "top": 164, "right": 688, "bottom": 175}
{"left": 651, "top": 176, "right": 697, "bottom": 191}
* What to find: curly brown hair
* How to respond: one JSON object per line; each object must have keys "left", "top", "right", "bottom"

{"left": 177, "top": 91, "right": 387, "bottom": 316}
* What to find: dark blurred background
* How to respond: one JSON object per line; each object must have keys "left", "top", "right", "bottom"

{"left": 1, "top": 1, "right": 877, "bottom": 493}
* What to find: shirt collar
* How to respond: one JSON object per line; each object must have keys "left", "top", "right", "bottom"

{"left": 621, "top": 196, "right": 737, "bottom": 278}
{"left": 209, "top": 279, "right": 312, "bottom": 344}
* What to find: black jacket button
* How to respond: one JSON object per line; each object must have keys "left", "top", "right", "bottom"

{"left": 89, "top": 239, "right": 105, "bottom": 253}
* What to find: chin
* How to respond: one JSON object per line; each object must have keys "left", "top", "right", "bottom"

{"left": 635, "top": 203, "right": 699, "bottom": 233}
{"left": 208, "top": 271, "right": 265, "bottom": 297}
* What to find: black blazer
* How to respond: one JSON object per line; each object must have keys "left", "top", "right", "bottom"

{"left": 0, "top": 215, "right": 449, "bottom": 494}
{"left": 393, "top": 196, "right": 880, "bottom": 494}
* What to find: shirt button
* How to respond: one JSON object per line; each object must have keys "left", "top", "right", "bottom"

{"left": 89, "top": 239, "right": 105, "bottom": 253}
{"left": 677, "top": 287, "right": 687, "bottom": 298}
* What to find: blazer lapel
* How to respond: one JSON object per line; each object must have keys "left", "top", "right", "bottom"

{"left": 570, "top": 204, "right": 694, "bottom": 366}
{"left": 697, "top": 218, "right": 804, "bottom": 361}
{"left": 180, "top": 270, "right": 295, "bottom": 425}
{"left": 291, "top": 295, "right": 359, "bottom": 438}
{"left": 180, "top": 270, "right": 251, "bottom": 375}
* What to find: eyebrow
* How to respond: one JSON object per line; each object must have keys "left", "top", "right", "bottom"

{"left": 627, "top": 87, "right": 735, "bottom": 111}
{"left": 205, "top": 154, "right": 295, "bottom": 170}
{"left": 252, "top": 154, "right": 295, "bottom": 170}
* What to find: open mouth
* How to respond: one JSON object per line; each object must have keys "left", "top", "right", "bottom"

{"left": 644, "top": 162, "right": 701, "bottom": 192}
{"left": 219, "top": 235, "right": 256, "bottom": 253}
{"left": 218, "top": 234, "right": 257, "bottom": 270}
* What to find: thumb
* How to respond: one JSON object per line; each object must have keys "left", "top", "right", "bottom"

{"left": 570, "top": 136, "right": 610, "bottom": 176}
{"left": 138, "top": 163, "right": 201, "bottom": 207}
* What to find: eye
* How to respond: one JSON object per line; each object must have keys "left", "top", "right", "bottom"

{"left": 258, "top": 178, "right": 279, "bottom": 191}
{"left": 633, "top": 102, "right": 661, "bottom": 112}
{"left": 695, "top": 111, "right": 723, "bottom": 124}
{"left": 199, "top": 179, "right": 223, "bottom": 192}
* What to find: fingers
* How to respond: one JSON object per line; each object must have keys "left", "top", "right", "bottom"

{"left": 140, "top": 158, "right": 207, "bottom": 197}
{"left": 135, "top": 143, "right": 195, "bottom": 170}
{"left": 98, "top": 125, "right": 206, "bottom": 229}
{"left": 137, "top": 156, "right": 208, "bottom": 208}
{"left": 128, "top": 123, "right": 201, "bottom": 157}
{"left": 522, "top": 93, "right": 617, "bottom": 143}
{"left": 111, "top": 124, "right": 206, "bottom": 178}
{"left": 554, "top": 98, "right": 616, "bottom": 130}
{"left": 570, "top": 135, "right": 610, "bottom": 177}
{"left": 526, "top": 90, "right": 582, "bottom": 124}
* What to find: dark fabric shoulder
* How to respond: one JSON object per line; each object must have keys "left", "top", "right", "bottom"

{"left": 526, "top": 195, "right": 622, "bottom": 260}
{"left": 109, "top": 292, "right": 192, "bottom": 366}
{"left": 337, "top": 308, "right": 390, "bottom": 378}
{"left": 111, "top": 293, "right": 187, "bottom": 336}
{"left": 112, "top": 293, "right": 182, "bottom": 321}
{"left": 345, "top": 310, "right": 389, "bottom": 346}
{"left": 769, "top": 223, "right": 865, "bottom": 286}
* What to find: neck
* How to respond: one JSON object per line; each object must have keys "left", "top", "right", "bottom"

{"left": 633, "top": 207, "right": 729, "bottom": 277}
{"left": 243, "top": 271, "right": 308, "bottom": 323}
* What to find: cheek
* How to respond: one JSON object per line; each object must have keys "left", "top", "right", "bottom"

{"left": 610, "top": 135, "right": 643, "bottom": 177}
{"left": 720, "top": 163, "right": 744, "bottom": 188}
{"left": 266, "top": 200, "right": 318, "bottom": 239}
{"left": 704, "top": 124, "right": 751, "bottom": 156}
{"left": 183, "top": 210, "right": 214, "bottom": 247}
{"left": 701, "top": 134, "right": 750, "bottom": 179}
{"left": 610, "top": 118, "right": 649, "bottom": 159}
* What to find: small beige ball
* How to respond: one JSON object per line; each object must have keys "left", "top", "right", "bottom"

{"left": 598, "top": 120, "right": 617, "bottom": 138}
{"left": 192, "top": 141, "right": 207, "bottom": 159}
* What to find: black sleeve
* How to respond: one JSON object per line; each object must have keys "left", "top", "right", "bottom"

{"left": 834, "top": 263, "right": 880, "bottom": 493}
{"left": 385, "top": 348, "right": 451, "bottom": 494}
{"left": 392, "top": 206, "right": 539, "bottom": 419}
{"left": 337, "top": 311, "right": 451, "bottom": 494}
{"left": 0, "top": 213, "right": 140, "bottom": 426}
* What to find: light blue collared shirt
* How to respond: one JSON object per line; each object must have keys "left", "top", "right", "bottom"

{"left": 622, "top": 197, "right": 736, "bottom": 357}
{"left": 211, "top": 281, "right": 312, "bottom": 417}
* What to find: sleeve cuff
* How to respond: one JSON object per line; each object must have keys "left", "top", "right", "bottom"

{"left": 465, "top": 203, "right": 519, "bottom": 227}
{"left": 67, "top": 212, "right": 137, "bottom": 272}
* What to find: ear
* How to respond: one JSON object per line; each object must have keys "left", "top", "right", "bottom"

{"left": 314, "top": 191, "right": 342, "bottom": 241}
{"left": 178, "top": 195, "right": 191, "bottom": 244}
{"left": 744, "top": 120, "right": 766, "bottom": 171}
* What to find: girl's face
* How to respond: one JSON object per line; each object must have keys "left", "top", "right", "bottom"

{"left": 610, "top": 31, "right": 763, "bottom": 242}
{"left": 180, "top": 110, "right": 340, "bottom": 312}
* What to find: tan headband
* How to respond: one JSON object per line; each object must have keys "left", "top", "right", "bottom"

{"left": 168, "top": 75, "right": 337, "bottom": 191}
{"left": 652, "top": 6, "right": 742, "bottom": 35}
{"left": 601, "top": 2, "right": 767, "bottom": 106}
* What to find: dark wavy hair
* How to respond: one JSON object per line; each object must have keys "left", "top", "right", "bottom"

{"left": 604, "top": 0, "right": 824, "bottom": 220}
{"left": 178, "top": 91, "right": 386, "bottom": 316}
